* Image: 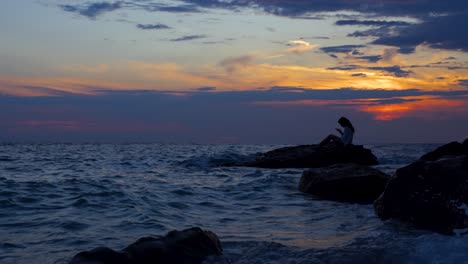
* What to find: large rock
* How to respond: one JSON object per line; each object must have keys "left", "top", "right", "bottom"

{"left": 374, "top": 156, "right": 468, "bottom": 234}
{"left": 420, "top": 141, "right": 465, "bottom": 161}
{"left": 235, "top": 142, "right": 378, "bottom": 168}
{"left": 299, "top": 163, "right": 388, "bottom": 204}
{"left": 464, "top": 138, "right": 468, "bottom": 155}
{"left": 70, "top": 227, "right": 223, "bottom": 264}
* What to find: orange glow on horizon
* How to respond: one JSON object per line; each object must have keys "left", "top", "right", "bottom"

{"left": 252, "top": 95, "right": 468, "bottom": 121}
{"left": 1, "top": 59, "right": 468, "bottom": 97}
{"left": 359, "top": 96, "right": 467, "bottom": 121}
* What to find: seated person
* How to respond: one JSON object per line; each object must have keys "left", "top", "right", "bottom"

{"left": 320, "top": 117, "right": 355, "bottom": 146}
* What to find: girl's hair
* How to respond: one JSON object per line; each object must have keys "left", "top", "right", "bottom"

{"left": 338, "top": 117, "right": 355, "bottom": 133}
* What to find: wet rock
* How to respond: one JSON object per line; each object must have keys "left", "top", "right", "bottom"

{"left": 464, "top": 138, "right": 468, "bottom": 155}
{"left": 374, "top": 156, "right": 468, "bottom": 234}
{"left": 70, "top": 227, "right": 223, "bottom": 264}
{"left": 420, "top": 141, "right": 465, "bottom": 161}
{"left": 299, "top": 163, "right": 388, "bottom": 204}
{"left": 233, "top": 142, "right": 378, "bottom": 168}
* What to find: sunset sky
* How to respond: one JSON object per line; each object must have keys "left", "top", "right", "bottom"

{"left": 1, "top": 0, "right": 468, "bottom": 143}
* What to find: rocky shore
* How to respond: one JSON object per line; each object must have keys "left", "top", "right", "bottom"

{"left": 70, "top": 227, "right": 222, "bottom": 264}
{"left": 227, "top": 141, "right": 378, "bottom": 168}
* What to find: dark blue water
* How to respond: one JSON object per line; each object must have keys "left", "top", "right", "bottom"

{"left": 0, "top": 144, "right": 466, "bottom": 263}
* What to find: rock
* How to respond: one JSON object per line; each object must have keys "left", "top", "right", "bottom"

{"left": 420, "top": 141, "right": 465, "bottom": 161}
{"left": 299, "top": 163, "right": 389, "bottom": 204}
{"left": 235, "top": 142, "right": 378, "bottom": 168}
{"left": 464, "top": 138, "right": 468, "bottom": 155}
{"left": 374, "top": 156, "right": 468, "bottom": 234}
{"left": 70, "top": 227, "right": 223, "bottom": 264}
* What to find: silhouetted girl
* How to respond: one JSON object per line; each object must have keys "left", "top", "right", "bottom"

{"left": 320, "top": 117, "right": 355, "bottom": 146}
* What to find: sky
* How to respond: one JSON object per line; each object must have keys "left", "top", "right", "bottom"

{"left": 1, "top": 0, "right": 468, "bottom": 143}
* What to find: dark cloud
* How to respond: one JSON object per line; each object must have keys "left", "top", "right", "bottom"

{"left": 170, "top": 35, "right": 207, "bottom": 42}
{"left": 62, "top": 1, "right": 467, "bottom": 21}
{"left": 60, "top": 1, "right": 200, "bottom": 18}
{"left": 397, "top": 46, "right": 417, "bottom": 54}
{"left": 408, "top": 63, "right": 468, "bottom": 71}
{"left": 2, "top": 86, "right": 467, "bottom": 143}
{"left": 328, "top": 65, "right": 360, "bottom": 71}
{"left": 179, "top": 0, "right": 468, "bottom": 19}
{"left": 336, "top": 20, "right": 412, "bottom": 27}
{"left": 347, "top": 27, "right": 394, "bottom": 38}
{"left": 448, "top": 66, "right": 468, "bottom": 70}
{"left": 156, "top": 5, "right": 200, "bottom": 13}
{"left": 59, "top": 1, "right": 468, "bottom": 53}
{"left": 373, "top": 14, "right": 468, "bottom": 53}
{"left": 351, "top": 73, "right": 367, "bottom": 77}
{"left": 61, "top": 1, "right": 468, "bottom": 21}
{"left": 197, "top": 87, "right": 217, "bottom": 92}
{"left": 329, "top": 65, "right": 412, "bottom": 77}
{"left": 136, "top": 24, "right": 171, "bottom": 30}
{"left": 321, "top": 45, "right": 366, "bottom": 54}
{"left": 60, "top": 2, "right": 122, "bottom": 19}
{"left": 356, "top": 55, "right": 382, "bottom": 63}
{"left": 457, "top": 79, "right": 468, "bottom": 87}
{"left": 367, "top": 66, "right": 412, "bottom": 77}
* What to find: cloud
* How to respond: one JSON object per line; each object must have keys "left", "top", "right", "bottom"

{"left": 329, "top": 65, "right": 412, "bottom": 78}
{"left": 155, "top": 5, "right": 200, "bottom": 13}
{"left": 170, "top": 35, "right": 207, "bottom": 41}
{"left": 367, "top": 66, "right": 412, "bottom": 78}
{"left": 178, "top": 0, "right": 467, "bottom": 20}
{"left": 286, "top": 40, "right": 311, "bottom": 47}
{"left": 60, "top": 2, "right": 122, "bottom": 19}
{"left": 219, "top": 55, "right": 256, "bottom": 74}
{"left": 60, "top": 1, "right": 201, "bottom": 19}
{"left": 352, "top": 73, "right": 367, "bottom": 78}
{"left": 336, "top": 20, "right": 412, "bottom": 27}
{"left": 197, "top": 87, "right": 217, "bottom": 92}
{"left": 136, "top": 23, "right": 171, "bottom": 30}
{"left": 321, "top": 45, "right": 366, "bottom": 54}
{"left": 285, "top": 40, "right": 317, "bottom": 54}
{"left": 372, "top": 14, "right": 468, "bottom": 53}
{"left": 2, "top": 85, "right": 468, "bottom": 143}
{"left": 328, "top": 65, "right": 360, "bottom": 71}
{"left": 347, "top": 26, "right": 397, "bottom": 39}
{"left": 59, "top": 1, "right": 468, "bottom": 54}
{"left": 355, "top": 55, "right": 383, "bottom": 63}
{"left": 457, "top": 79, "right": 468, "bottom": 87}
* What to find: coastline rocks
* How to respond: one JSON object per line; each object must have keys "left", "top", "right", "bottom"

{"left": 70, "top": 227, "right": 222, "bottom": 264}
{"left": 299, "top": 163, "right": 388, "bottom": 204}
{"left": 420, "top": 141, "right": 466, "bottom": 161}
{"left": 374, "top": 155, "right": 468, "bottom": 234}
{"left": 464, "top": 138, "right": 468, "bottom": 154}
{"left": 235, "top": 142, "right": 378, "bottom": 168}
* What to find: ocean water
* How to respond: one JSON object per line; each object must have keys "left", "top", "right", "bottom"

{"left": 0, "top": 143, "right": 466, "bottom": 264}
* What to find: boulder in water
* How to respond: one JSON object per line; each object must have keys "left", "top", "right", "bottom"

{"left": 233, "top": 142, "right": 378, "bottom": 168}
{"left": 420, "top": 141, "right": 465, "bottom": 161}
{"left": 299, "top": 163, "right": 388, "bottom": 204}
{"left": 70, "top": 227, "right": 223, "bottom": 264}
{"left": 374, "top": 155, "right": 468, "bottom": 234}
{"left": 463, "top": 138, "right": 468, "bottom": 155}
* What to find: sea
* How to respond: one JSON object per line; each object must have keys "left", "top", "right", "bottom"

{"left": 0, "top": 143, "right": 467, "bottom": 264}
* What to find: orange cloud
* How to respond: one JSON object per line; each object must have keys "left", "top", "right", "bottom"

{"left": 252, "top": 95, "right": 468, "bottom": 121}
{"left": 1, "top": 54, "right": 468, "bottom": 97}
{"left": 359, "top": 96, "right": 468, "bottom": 121}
